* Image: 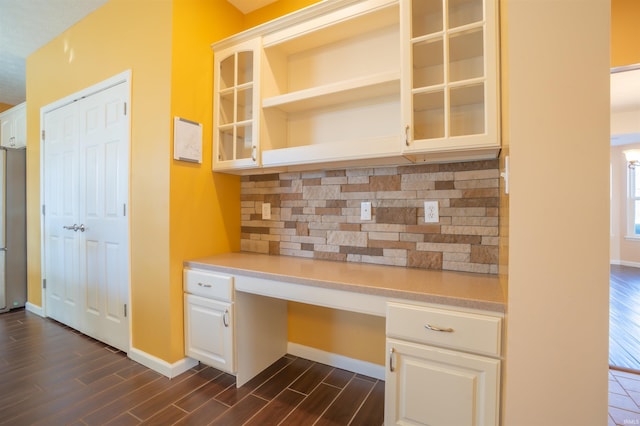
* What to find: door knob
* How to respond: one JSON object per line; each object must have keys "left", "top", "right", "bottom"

{"left": 63, "top": 224, "right": 78, "bottom": 231}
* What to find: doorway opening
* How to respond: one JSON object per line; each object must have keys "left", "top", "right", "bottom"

{"left": 610, "top": 66, "right": 640, "bottom": 373}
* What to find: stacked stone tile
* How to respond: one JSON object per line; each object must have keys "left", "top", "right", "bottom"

{"left": 240, "top": 160, "right": 499, "bottom": 274}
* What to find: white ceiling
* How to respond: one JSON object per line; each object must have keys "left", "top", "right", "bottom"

{"left": 0, "top": 0, "right": 108, "bottom": 106}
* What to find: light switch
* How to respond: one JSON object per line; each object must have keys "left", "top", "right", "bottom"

{"left": 262, "top": 202, "right": 271, "bottom": 220}
{"left": 361, "top": 202, "right": 372, "bottom": 221}
{"left": 424, "top": 201, "right": 439, "bottom": 223}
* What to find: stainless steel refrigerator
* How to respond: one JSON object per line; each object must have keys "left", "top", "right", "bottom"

{"left": 0, "top": 147, "right": 26, "bottom": 313}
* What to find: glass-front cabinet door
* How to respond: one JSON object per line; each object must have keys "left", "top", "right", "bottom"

{"left": 213, "top": 38, "right": 261, "bottom": 171}
{"left": 401, "top": 0, "right": 499, "bottom": 159}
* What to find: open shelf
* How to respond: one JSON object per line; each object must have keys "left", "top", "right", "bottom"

{"left": 262, "top": 71, "right": 400, "bottom": 113}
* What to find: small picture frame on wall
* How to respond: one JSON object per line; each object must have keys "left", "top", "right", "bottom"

{"left": 173, "top": 117, "right": 202, "bottom": 163}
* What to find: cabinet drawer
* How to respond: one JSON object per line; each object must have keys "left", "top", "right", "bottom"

{"left": 386, "top": 302, "right": 501, "bottom": 356}
{"left": 184, "top": 269, "right": 234, "bottom": 301}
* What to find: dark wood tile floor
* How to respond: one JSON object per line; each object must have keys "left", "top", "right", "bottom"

{"left": 0, "top": 309, "right": 384, "bottom": 425}
{"left": 8, "top": 269, "right": 638, "bottom": 426}
{"left": 610, "top": 264, "right": 640, "bottom": 372}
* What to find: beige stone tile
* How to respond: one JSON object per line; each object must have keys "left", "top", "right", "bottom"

{"left": 452, "top": 216, "right": 499, "bottom": 227}
{"left": 454, "top": 169, "right": 500, "bottom": 181}
{"left": 370, "top": 174, "right": 401, "bottom": 191}
{"left": 327, "top": 230, "right": 367, "bottom": 247}
{"left": 302, "top": 185, "right": 340, "bottom": 200}
{"left": 417, "top": 242, "right": 471, "bottom": 253}
{"left": 407, "top": 250, "right": 442, "bottom": 270}
{"left": 440, "top": 225, "right": 499, "bottom": 236}
{"left": 376, "top": 207, "right": 417, "bottom": 225}
{"left": 368, "top": 232, "right": 400, "bottom": 241}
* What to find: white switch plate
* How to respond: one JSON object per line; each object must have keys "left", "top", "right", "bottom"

{"left": 424, "top": 201, "right": 439, "bottom": 223}
{"left": 361, "top": 201, "right": 372, "bottom": 221}
{"left": 262, "top": 202, "right": 271, "bottom": 220}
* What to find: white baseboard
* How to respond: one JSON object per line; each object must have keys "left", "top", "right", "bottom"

{"left": 611, "top": 260, "right": 640, "bottom": 268}
{"left": 25, "top": 302, "right": 44, "bottom": 317}
{"left": 128, "top": 347, "right": 199, "bottom": 379}
{"left": 287, "top": 342, "right": 385, "bottom": 380}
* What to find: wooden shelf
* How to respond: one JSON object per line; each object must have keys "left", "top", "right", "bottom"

{"left": 261, "top": 134, "right": 400, "bottom": 167}
{"left": 262, "top": 71, "right": 400, "bottom": 113}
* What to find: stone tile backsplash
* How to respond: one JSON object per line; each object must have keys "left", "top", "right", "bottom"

{"left": 240, "top": 160, "right": 500, "bottom": 274}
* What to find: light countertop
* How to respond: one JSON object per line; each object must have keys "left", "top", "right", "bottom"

{"left": 185, "top": 252, "right": 505, "bottom": 313}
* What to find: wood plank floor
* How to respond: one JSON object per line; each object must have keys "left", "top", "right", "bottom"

{"left": 610, "top": 265, "right": 640, "bottom": 372}
{"left": 0, "top": 309, "right": 384, "bottom": 425}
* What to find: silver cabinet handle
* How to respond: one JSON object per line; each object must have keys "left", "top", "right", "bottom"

{"left": 197, "top": 282, "right": 212, "bottom": 288}
{"left": 251, "top": 145, "right": 257, "bottom": 162}
{"left": 425, "top": 324, "right": 454, "bottom": 333}
{"left": 389, "top": 347, "right": 395, "bottom": 372}
{"left": 223, "top": 309, "right": 230, "bottom": 327}
{"left": 404, "top": 125, "right": 410, "bottom": 146}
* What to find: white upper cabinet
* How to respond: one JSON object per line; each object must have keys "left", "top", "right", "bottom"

{"left": 0, "top": 102, "right": 26, "bottom": 149}
{"left": 211, "top": 0, "right": 500, "bottom": 173}
{"left": 401, "top": 0, "right": 500, "bottom": 161}
{"left": 213, "top": 38, "right": 262, "bottom": 171}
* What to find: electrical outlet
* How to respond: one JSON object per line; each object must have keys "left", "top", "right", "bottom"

{"left": 424, "top": 201, "right": 439, "bottom": 223}
{"left": 262, "top": 202, "right": 271, "bottom": 220}
{"left": 361, "top": 201, "right": 372, "bottom": 221}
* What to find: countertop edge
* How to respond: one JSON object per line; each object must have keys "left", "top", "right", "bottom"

{"left": 184, "top": 255, "right": 505, "bottom": 314}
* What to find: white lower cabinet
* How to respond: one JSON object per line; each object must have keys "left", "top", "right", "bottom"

{"left": 184, "top": 294, "right": 235, "bottom": 373}
{"left": 385, "top": 302, "right": 502, "bottom": 426}
{"left": 183, "top": 268, "right": 236, "bottom": 373}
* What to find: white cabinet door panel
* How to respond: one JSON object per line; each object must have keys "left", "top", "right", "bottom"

{"left": 184, "top": 293, "right": 235, "bottom": 373}
{"left": 386, "top": 338, "right": 500, "bottom": 426}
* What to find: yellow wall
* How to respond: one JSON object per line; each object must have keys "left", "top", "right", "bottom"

{"left": 612, "top": 0, "right": 640, "bottom": 67}
{"left": 27, "top": 0, "right": 173, "bottom": 357}
{"left": 243, "top": 0, "right": 320, "bottom": 28}
{"left": 168, "top": 0, "right": 243, "bottom": 361}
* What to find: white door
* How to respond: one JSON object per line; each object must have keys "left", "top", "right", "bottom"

{"left": 43, "top": 80, "right": 130, "bottom": 351}
{"left": 43, "top": 103, "right": 81, "bottom": 328}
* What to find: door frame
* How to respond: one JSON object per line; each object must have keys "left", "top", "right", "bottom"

{"left": 39, "top": 69, "right": 132, "bottom": 348}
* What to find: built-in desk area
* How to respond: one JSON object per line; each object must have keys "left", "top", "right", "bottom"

{"left": 183, "top": 252, "right": 505, "bottom": 425}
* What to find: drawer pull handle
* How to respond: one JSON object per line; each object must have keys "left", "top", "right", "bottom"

{"left": 223, "top": 309, "right": 230, "bottom": 327}
{"left": 197, "top": 282, "right": 212, "bottom": 288}
{"left": 425, "top": 324, "right": 454, "bottom": 333}
{"left": 389, "top": 347, "right": 395, "bottom": 372}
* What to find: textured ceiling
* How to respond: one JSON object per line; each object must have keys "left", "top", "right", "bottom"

{"left": 0, "top": 0, "right": 108, "bottom": 106}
